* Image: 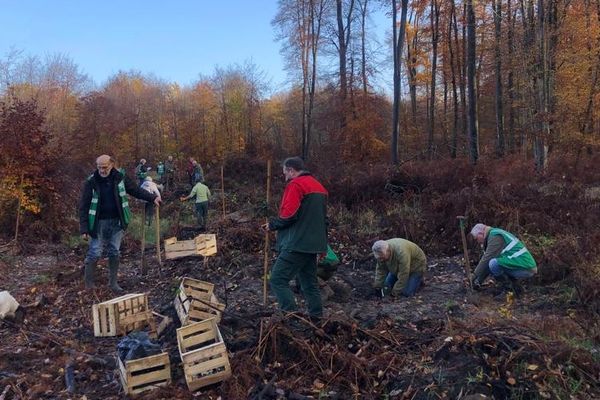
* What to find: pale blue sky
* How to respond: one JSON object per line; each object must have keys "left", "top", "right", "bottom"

{"left": 0, "top": 1, "right": 391, "bottom": 93}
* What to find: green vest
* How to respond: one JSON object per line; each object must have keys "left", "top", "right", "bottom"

{"left": 136, "top": 164, "right": 147, "bottom": 180}
{"left": 87, "top": 169, "right": 132, "bottom": 231}
{"left": 490, "top": 228, "right": 536, "bottom": 269}
{"left": 157, "top": 163, "right": 165, "bottom": 175}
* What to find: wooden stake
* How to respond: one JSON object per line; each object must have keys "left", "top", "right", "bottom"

{"left": 141, "top": 213, "right": 147, "bottom": 275}
{"left": 14, "top": 171, "right": 24, "bottom": 243}
{"left": 155, "top": 205, "right": 162, "bottom": 269}
{"left": 457, "top": 216, "right": 473, "bottom": 290}
{"left": 221, "top": 164, "right": 226, "bottom": 219}
{"left": 263, "top": 160, "right": 272, "bottom": 305}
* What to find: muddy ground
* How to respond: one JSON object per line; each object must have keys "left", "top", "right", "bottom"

{"left": 1, "top": 218, "right": 598, "bottom": 400}
{"left": 2, "top": 161, "right": 600, "bottom": 399}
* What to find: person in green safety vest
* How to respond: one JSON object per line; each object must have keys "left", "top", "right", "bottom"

{"left": 135, "top": 158, "right": 149, "bottom": 185}
{"left": 79, "top": 155, "right": 161, "bottom": 293}
{"left": 316, "top": 245, "right": 340, "bottom": 281}
{"left": 470, "top": 223, "right": 537, "bottom": 297}
{"left": 156, "top": 161, "right": 165, "bottom": 184}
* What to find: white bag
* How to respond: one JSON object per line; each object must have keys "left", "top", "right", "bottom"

{"left": 0, "top": 290, "right": 20, "bottom": 319}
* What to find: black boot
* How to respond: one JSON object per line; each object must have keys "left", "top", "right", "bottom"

{"left": 472, "top": 277, "right": 484, "bottom": 291}
{"left": 108, "top": 257, "right": 124, "bottom": 294}
{"left": 493, "top": 274, "right": 514, "bottom": 299}
{"left": 84, "top": 260, "right": 97, "bottom": 289}
{"left": 509, "top": 277, "right": 524, "bottom": 297}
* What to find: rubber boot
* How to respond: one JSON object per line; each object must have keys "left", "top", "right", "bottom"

{"left": 493, "top": 274, "right": 514, "bottom": 299}
{"left": 84, "top": 260, "right": 97, "bottom": 289}
{"left": 509, "top": 277, "right": 524, "bottom": 298}
{"left": 108, "top": 257, "right": 124, "bottom": 294}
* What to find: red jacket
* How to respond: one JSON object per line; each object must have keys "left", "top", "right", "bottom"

{"left": 269, "top": 172, "right": 328, "bottom": 253}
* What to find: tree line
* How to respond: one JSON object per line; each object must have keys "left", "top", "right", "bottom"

{"left": 0, "top": 0, "right": 599, "bottom": 237}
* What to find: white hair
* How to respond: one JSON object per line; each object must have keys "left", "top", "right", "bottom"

{"left": 470, "top": 223, "right": 487, "bottom": 238}
{"left": 144, "top": 176, "right": 153, "bottom": 182}
{"left": 372, "top": 240, "right": 389, "bottom": 257}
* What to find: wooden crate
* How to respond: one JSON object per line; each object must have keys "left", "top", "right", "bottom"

{"left": 117, "top": 352, "right": 171, "bottom": 395}
{"left": 92, "top": 293, "right": 156, "bottom": 337}
{"left": 164, "top": 234, "right": 217, "bottom": 260}
{"left": 176, "top": 318, "right": 231, "bottom": 391}
{"left": 174, "top": 278, "right": 225, "bottom": 325}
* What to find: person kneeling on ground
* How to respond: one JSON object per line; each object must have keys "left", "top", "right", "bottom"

{"left": 317, "top": 245, "right": 340, "bottom": 281}
{"left": 470, "top": 223, "right": 537, "bottom": 297}
{"left": 372, "top": 238, "right": 426, "bottom": 298}
{"left": 180, "top": 179, "right": 211, "bottom": 230}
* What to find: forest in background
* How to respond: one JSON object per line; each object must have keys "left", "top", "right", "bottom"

{"left": 1, "top": 2, "right": 600, "bottom": 398}
{"left": 0, "top": 0, "right": 599, "bottom": 307}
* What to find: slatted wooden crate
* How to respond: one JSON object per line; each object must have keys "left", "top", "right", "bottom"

{"left": 174, "top": 278, "right": 225, "bottom": 325}
{"left": 92, "top": 293, "right": 156, "bottom": 337}
{"left": 176, "top": 318, "right": 231, "bottom": 391}
{"left": 164, "top": 234, "right": 217, "bottom": 260}
{"left": 117, "top": 352, "right": 171, "bottom": 395}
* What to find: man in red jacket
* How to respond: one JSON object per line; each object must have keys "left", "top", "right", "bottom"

{"left": 262, "top": 157, "right": 328, "bottom": 321}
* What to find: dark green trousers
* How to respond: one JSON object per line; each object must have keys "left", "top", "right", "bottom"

{"left": 270, "top": 250, "right": 322, "bottom": 318}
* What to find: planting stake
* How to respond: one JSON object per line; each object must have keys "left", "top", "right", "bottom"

{"left": 457, "top": 215, "right": 473, "bottom": 290}
{"left": 263, "top": 160, "right": 271, "bottom": 305}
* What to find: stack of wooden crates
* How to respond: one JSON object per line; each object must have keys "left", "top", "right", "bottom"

{"left": 92, "top": 293, "right": 172, "bottom": 395}
{"left": 174, "top": 277, "right": 231, "bottom": 390}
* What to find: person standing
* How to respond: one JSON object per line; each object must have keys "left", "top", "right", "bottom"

{"left": 156, "top": 161, "right": 165, "bottom": 184}
{"left": 180, "top": 180, "right": 211, "bottom": 230}
{"left": 371, "top": 239, "right": 427, "bottom": 297}
{"left": 135, "top": 158, "right": 148, "bottom": 186}
{"left": 470, "top": 223, "right": 537, "bottom": 296}
{"left": 164, "top": 155, "right": 176, "bottom": 191}
{"left": 79, "top": 155, "right": 160, "bottom": 292}
{"left": 192, "top": 160, "right": 204, "bottom": 183}
{"left": 262, "top": 157, "right": 328, "bottom": 321}
{"left": 187, "top": 157, "right": 195, "bottom": 186}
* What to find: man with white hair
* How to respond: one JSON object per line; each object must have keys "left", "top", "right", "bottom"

{"left": 79, "top": 155, "right": 161, "bottom": 292}
{"left": 470, "top": 223, "right": 537, "bottom": 296}
{"left": 371, "top": 238, "right": 427, "bottom": 297}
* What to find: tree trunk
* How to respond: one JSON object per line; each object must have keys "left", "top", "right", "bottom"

{"left": 507, "top": 0, "right": 516, "bottom": 152}
{"left": 391, "top": 0, "right": 409, "bottom": 164}
{"left": 359, "top": 0, "right": 369, "bottom": 95}
{"left": 493, "top": 0, "right": 505, "bottom": 156}
{"left": 406, "top": 10, "right": 418, "bottom": 125}
{"left": 427, "top": 0, "right": 440, "bottom": 159}
{"left": 449, "top": 1, "right": 459, "bottom": 158}
{"left": 534, "top": 0, "right": 549, "bottom": 171}
{"left": 466, "top": 0, "right": 479, "bottom": 164}
{"left": 336, "top": 0, "right": 354, "bottom": 131}
{"left": 456, "top": 2, "right": 468, "bottom": 155}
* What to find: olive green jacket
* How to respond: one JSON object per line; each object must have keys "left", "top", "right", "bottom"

{"left": 374, "top": 239, "right": 427, "bottom": 296}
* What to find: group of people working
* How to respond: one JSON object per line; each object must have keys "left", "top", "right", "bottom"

{"left": 78, "top": 154, "right": 538, "bottom": 323}
{"left": 78, "top": 154, "right": 212, "bottom": 291}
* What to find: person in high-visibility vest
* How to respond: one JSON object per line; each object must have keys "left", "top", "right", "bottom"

{"left": 79, "top": 155, "right": 161, "bottom": 292}
{"left": 470, "top": 223, "right": 537, "bottom": 296}
{"left": 156, "top": 161, "right": 165, "bottom": 184}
